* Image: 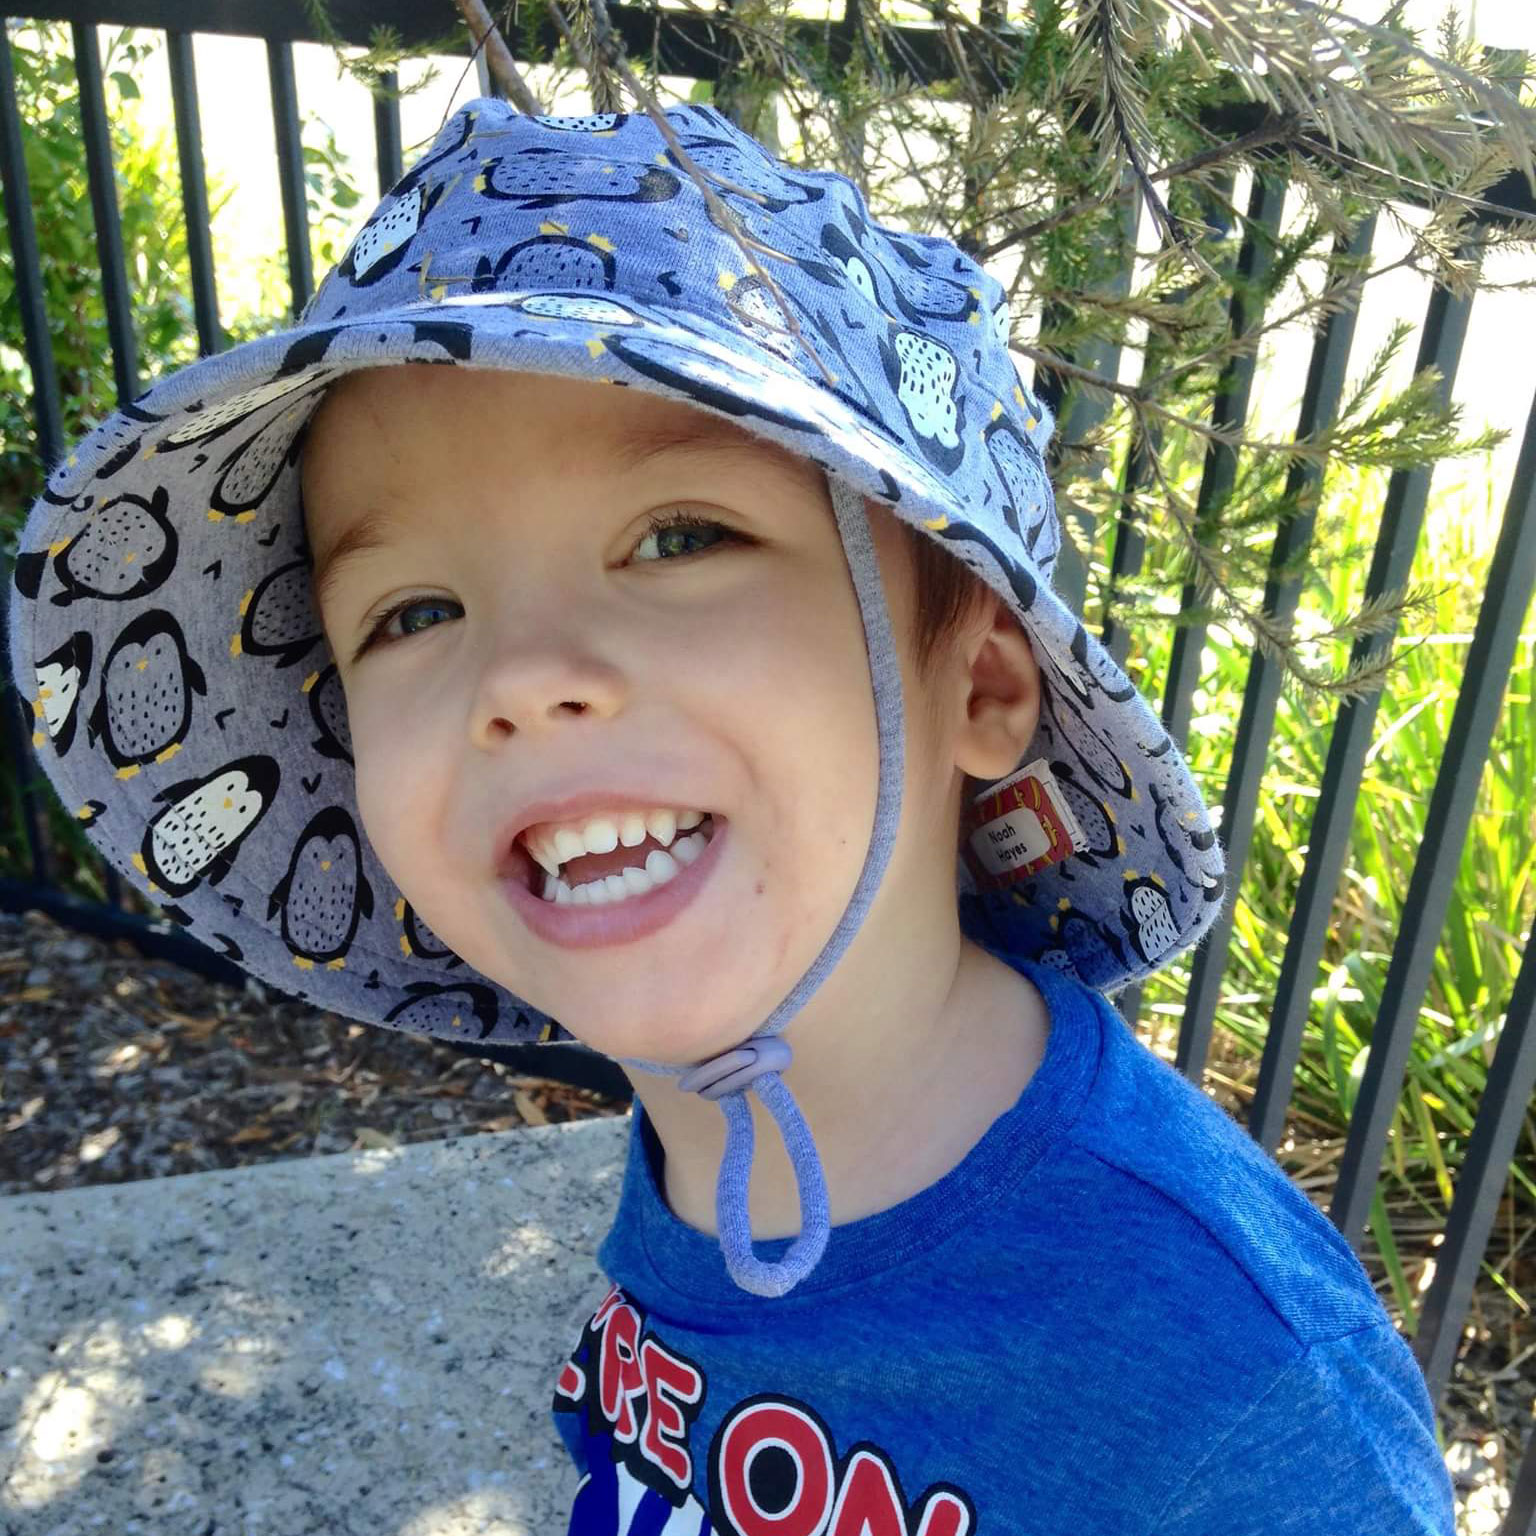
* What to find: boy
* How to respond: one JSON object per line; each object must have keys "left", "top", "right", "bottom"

{"left": 10, "top": 99, "right": 1454, "bottom": 1530}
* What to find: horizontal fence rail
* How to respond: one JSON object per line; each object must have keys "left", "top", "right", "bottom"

{"left": 0, "top": 8, "right": 1534, "bottom": 1522}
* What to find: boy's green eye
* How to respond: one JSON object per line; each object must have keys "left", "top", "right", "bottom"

{"left": 395, "top": 597, "right": 462, "bottom": 636}
{"left": 632, "top": 513, "right": 737, "bottom": 562}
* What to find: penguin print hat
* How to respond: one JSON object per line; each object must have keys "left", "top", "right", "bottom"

{"left": 8, "top": 98, "right": 1227, "bottom": 1297}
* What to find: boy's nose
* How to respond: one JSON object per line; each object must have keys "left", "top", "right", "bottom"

{"left": 467, "top": 643, "right": 627, "bottom": 750}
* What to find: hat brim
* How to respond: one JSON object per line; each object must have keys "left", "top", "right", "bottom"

{"left": 9, "top": 289, "right": 1224, "bottom": 1047}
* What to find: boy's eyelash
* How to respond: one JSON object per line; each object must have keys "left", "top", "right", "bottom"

{"left": 350, "top": 512, "right": 743, "bottom": 661}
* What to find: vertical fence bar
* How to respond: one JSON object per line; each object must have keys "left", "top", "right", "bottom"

{"left": 70, "top": 21, "right": 137, "bottom": 403}
{"left": 1330, "top": 382, "right": 1536, "bottom": 1248}
{"left": 266, "top": 37, "right": 312, "bottom": 317}
{"left": 0, "top": 20, "right": 62, "bottom": 464}
{"left": 373, "top": 67, "right": 402, "bottom": 195}
{"left": 1, "top": 22, "right": 63, "bottom": 890}
{"left": 1173, "top": 214, "right": 1376, "bottom": 1080}
{"left": 1501, "top": 1425, "right": 1536, "bottom": 1536}
{"left": 166, "top": 29, "right": 221, "bottom": 356}
{"left": 1413, "top": 942, "right": 1536, "bottom": 1408}
{"left": 1249, "top": 255, "right": 1478, "bottom": 1153}
{"left": 1160, "top": 172, "right": 1285, "bottom": 750}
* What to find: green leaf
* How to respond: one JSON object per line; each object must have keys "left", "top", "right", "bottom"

{"left": 110, "top": 71, "right": 139, "bottom": 100}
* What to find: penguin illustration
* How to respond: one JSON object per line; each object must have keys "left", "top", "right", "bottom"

{"left": 1055, "top": 902, "right": 1130, "bottom": 984}
{"left": 383, "top": 982, "right": 499, "bottom": 1041}
{"left": 275, "top": 318, "right": 475, "bottom": 380}
{"left": 396, "top": 899, "right": 463, "bottom": 969}
{"left": 1147, "top": 777, "right": 1223, "bottom": 888}
{"left": 982, "top": 413, "right": 1053, "bottom": 553}
{"left": 88, "top": 609, "right": 206, "bottom": 770}
{"left": 1038, "top": 675, "right": 1136, "bottom": 800}
{"left": 840, "top": 204, "right": 977, "bottom": 326}
{"left": 604, "top": 330, "right": 827, "bottom": 436}
{"left": 477, "top": 152, "right": 679, "bottom": 210}
{"left": 268, "top": 805, "right": 374, "bottom": 966}
{"left": 877, "top": 326, "right": 965, "bottom": 474}
{"left": 49, "top": 485, "right": 177, "bottom": 606}
{"left": 1123, "top": 873, "right": 1182, "bottom": 967}
{"left": 157, "top": 370, "right": 333, "bottom": 454}
{"left": 207, "top": 392, "right": 318, "bottom": 519}
{"left": 1046, "top": 760, "right": 1120, "bottom": 864}
{"left": 666, "top": 124, "right": 826, "bottom": 212}
{"left": 306, "top": 664, "right": 352, "bottom": 764}
{"left": 34, "top": 631, "right": 92, "bottom": 755}
{"left": 140, "top": 755, "right": 279, "bottom": 896}
{"left": 534, "top": 112, "right": 628, "bottom": 132}
{"left": 238, "top": 559, "right": 323, "bottom": 669}
{"left": 39, "top": 398, "right": 166, "bottom": 510}
{"left": 512, "top": 292, "right": 644, "bottom": 326}
{"left": 336, "top": 178, "right": 448, "bottom": 287}
{"left": 472, "top": 231, "right": 616, "bottom": 293}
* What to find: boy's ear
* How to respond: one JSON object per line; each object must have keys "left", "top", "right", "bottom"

{"left": 949, "top": 595, "right": 1043, "bottom": 784}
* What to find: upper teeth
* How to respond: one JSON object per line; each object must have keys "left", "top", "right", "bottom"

{"left": 522, "top": 808, "right": 707, "bottom": 879}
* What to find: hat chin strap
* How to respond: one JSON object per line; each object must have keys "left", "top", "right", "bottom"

{"left": 617, "top": 476, "right": 906, "bottom": 1298}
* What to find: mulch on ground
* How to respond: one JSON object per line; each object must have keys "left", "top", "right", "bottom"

{"left": 0, "top": 907, "right": 629, "bottom": 1192}
{"left": 1, "top": 906, "right": 1526, "bottom": 1531}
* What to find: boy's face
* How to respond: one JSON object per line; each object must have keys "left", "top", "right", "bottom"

{"left": 301, "top": 365, "right": 980, "bottom": 1066}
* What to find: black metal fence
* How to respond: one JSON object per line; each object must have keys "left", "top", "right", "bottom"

{"left": 1, "top": 5, "right": 1535, "bottom": 1523}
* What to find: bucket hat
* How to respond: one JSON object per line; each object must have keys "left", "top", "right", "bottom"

{"left": 9, "top": 98, "right": 1227, "bottom": 1297}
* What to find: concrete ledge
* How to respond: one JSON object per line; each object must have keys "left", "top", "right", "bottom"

{"left": 0, "top": 1115, "right": 632, "bottom": 1534}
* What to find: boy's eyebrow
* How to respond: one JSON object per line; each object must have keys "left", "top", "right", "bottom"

{"left": 310, "top": 507, "right": 399, "bottom": 611}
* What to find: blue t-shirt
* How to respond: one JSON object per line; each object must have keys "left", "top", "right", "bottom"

{"left": 550, "top": 957, "right": 1455, "bottom": 1533}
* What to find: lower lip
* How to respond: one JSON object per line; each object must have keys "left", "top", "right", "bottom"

{"left": 500, "top": 818, "right": 729, "bottom": 950}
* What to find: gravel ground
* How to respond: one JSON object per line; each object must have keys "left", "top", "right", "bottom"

{"left": 1, "top": 905, "right": 1527, "bottom": 1531}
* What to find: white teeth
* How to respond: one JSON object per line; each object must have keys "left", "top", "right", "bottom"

{"left": 530, "top": 812, "right": 702, "bottom": 876}
{"left": 538, "top": 829, "right": 704, "bottom": 904}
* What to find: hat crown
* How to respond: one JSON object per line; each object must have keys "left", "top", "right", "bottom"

{"left": 305, "top": 99, "right": 1061, "bottom": 583}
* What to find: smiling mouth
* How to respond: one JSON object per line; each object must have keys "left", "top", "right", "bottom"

{"left": 515, "top": 814, "right": 721, "bottom": 904}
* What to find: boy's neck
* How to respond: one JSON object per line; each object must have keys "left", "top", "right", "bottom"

{"left": 637, "top": 938, "right": 1050, "bottom": 1241}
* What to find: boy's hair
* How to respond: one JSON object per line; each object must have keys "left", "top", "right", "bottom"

{"left": 898, "top": 519, "right": 995, "bottom": 683}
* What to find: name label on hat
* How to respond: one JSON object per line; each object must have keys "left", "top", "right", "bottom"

{"left": 962, "top": 758, "right": 1087, "bottom": 890}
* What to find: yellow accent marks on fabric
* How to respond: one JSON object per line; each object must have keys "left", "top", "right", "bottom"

{"left": 293, "top": 956, "right": 315, "bottom": 971}
{"left": 326, "top": 959, "right": 346, "bottom": 971}
{"left": 123, "top": 551, "right": 137, "bottom": 563}
{"left": 235, "top": 511, "right": 256, "bottom": 523}
{"left": 585, "top": 337, "right": 605, "bottom": 358}
{"left": 154, "top": 743, "right": 182, "bottom": 764}
{"left": 33, "top": 693, "right": 48, "bottom": 709}
{"left": 136, "top": 658, "right": 149, "bottom": 671}
{"left": 587, "top": 233, "right": 615, "bottom": 252}
{"left": 208, "top": 510, "right": 225, "bottom": 522}
{"left": 239, "top": 589, "right": 254, "bottom": 616}
{"left": 399, "top": 934, "right": 411, "bottom": 956}
{"left": 301, "top": 672, "right": 320, "bottom": 693}
{"left": 222, "top": 796, "right": 233, "bottom": 810}
{"left": 430, "top": 284, "right": 447, "bottom": 301}
{"left": 1014, "top": 386, "right": 1026, "bottom": 407}
{"left": 923, "top": 514, "right": 949, "bottom": 531}
{"left": 968, "top": 312, "right": 980, "bottom": 325}
{"left": 450, "top": 1014, "right": 463, "bottom": 1030}
{"left": 320, "top": 859, "right": 332, "bottom": 872}
{"left": 115, "top": 765, "right": 140, "bottom": 780}
{"left": 229, "top": 634, "right": 243, "bottom": 657}
{"left": 1149, "top": 871, "right": 1167, "bottom": 888}
{"left": 394, "top": 897, "right": 406, "bottom": 920}
{"left": 48, "top": 539, "right": 69, "bottom": 555}
{"left": 1123, "top": 869, "right": 1139, "bottom": 882}
{"left": 1059, "top": 897, "right": 1071, "bottom": 909}
{"left": 539, "top": 220, "right": 569, "bottom": 236}
{"left": 76, "top": 805, "right": 93, "bottom": 820}
{"left": 140, "top": 443, "right": 157, "bottom": 458}
{"left": 131, "top": 853, "right": 147, "bottom": 874}
{"left": 66, "top": 453, "right": 77, "bottom": 466}
{"left": 991, "top": 400, "right": 1004, "bottom": 420}
{"left": 32, "top": 730, "right": 44, "bottom": 748}
{"left": 718, "top": 271, "right": 738, "bottom": 290}
{"left": 473, "top": 172, "right": 486, "bottom": 193}
{"left": 1026, "top": 416, "right": 1038, "bottom": 430}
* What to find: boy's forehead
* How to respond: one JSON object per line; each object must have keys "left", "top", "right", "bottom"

{"left": 308, "top": 364, "right": 811, "bottom": 474}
